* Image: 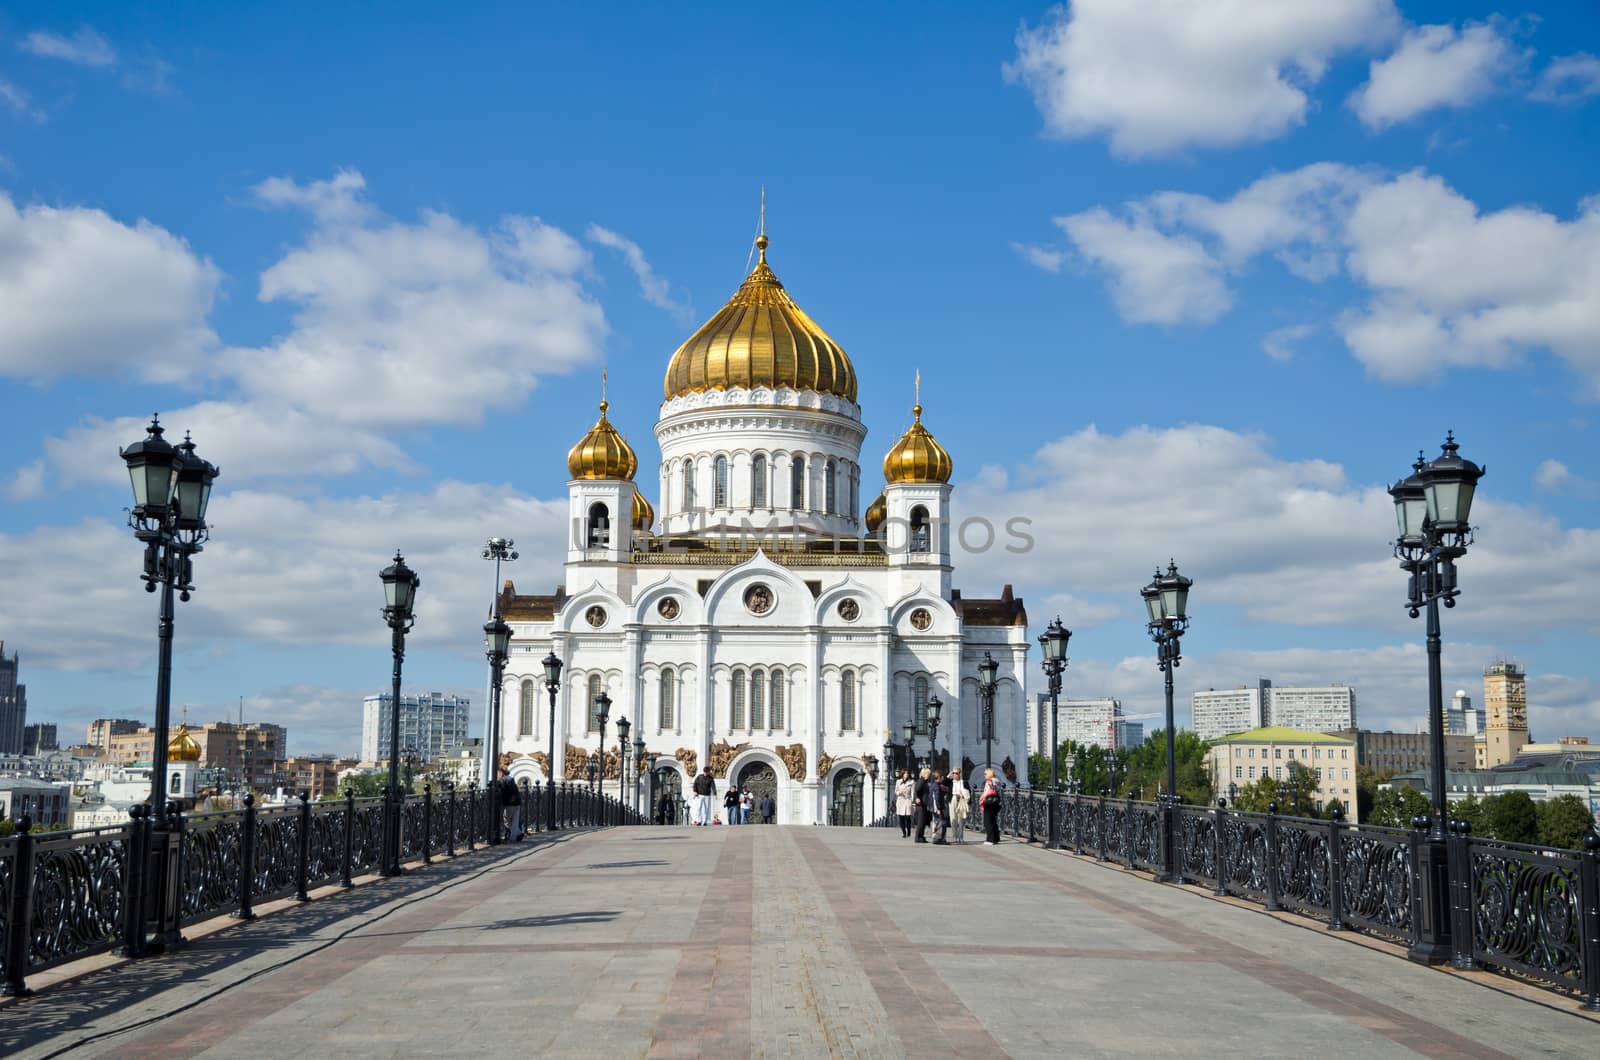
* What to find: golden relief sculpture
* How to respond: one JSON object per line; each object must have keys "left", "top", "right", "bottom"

{"left": 564, "top": 743, "right": 589, "bottom": 779}
{"left": 815, "top": 753, "right": 835, "bottom": 780}
{"left": 603, "top": 746, "right": 622, "bottom": 780}
{"left": 529, "top": 751, "right": 550, "bottom": 776}
{"left": 777, "top": 743, "right": 806, "bottom": 781}
{"left": 708, "top": 741, "right": 749, "bottom": 778}
{"left": 674, "top": 747, "right": 697, "bottom": 777}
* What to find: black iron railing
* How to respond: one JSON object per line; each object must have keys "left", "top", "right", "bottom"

{"left": 0, "top": 778, "right": 646, "bottom": 996}
{"left": 972, "top": 786, "right": 1600, "bottom": 1010}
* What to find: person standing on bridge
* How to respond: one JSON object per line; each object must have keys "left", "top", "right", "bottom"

{"left": 912, "top": 767, "right": 933, "bottom": 843}
{"left": 759, "top": 793, "right": 775, "bottom": 823}
{"left": 498, "top": 768, "right": 523, "bottom": 841}
{"left": 723, "top": 784, "right": 741, "bottom": 825}
{"left": 692, "top": 768, "right": 716, "bottom": 826}
{"left": 894, "top": 770, "right": 914, "bottom": 837}
{"left": 980, "top": 767, "right": 1003, "bottom": 846}
{"left": 948, "top": 768, "right": 970, "bottom": 844}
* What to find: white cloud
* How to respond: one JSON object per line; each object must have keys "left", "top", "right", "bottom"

{"left": 586, "top": 224, "right": 691, "bottom": 320}
{"left": 229, "top": 170, "right": 608, "bottom": 427}
{"left": 0, "top": 78, "right": 42, "bottom": 121}
{"left": 1530, "top": 53, "right": 1600, "bottom": 104}
{"left": 1263, "top": 323, "right": 1315, "bottom": 362}
{"left": 1350, "top": 21, "right": 1522, "bottom": 129}
{"left": 1534, "top": 458, "right": 1573, "bottom": 491}
{"left": 1010, "top": 241, "right": 1066, "bottom": 272}
{"left": 1005, "top": 0, "right": 1399, "bottom": 156}
{"left": 1055, "top": 208, "right": 1230, "bottom": 324}
{"left": 0, "top": 191, "right": 221, "bottom": 382}
{"left": 19, "top": 27, "right": 117, "bottom": 68}
{"left": 5, "top": 461, "right": 44, "bottom": 501}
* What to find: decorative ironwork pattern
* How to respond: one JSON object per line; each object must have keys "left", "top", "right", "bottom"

{"left": 398, "top": 799, "right": 425, "bottom": 862}
{"left": 1219, "top": 814, "right": 1270, "bottom": 900}
{"left": 0, "top": 840, "right": 14, "bottom": 983}
{"left": 1276, "top": 820, "right": 1331, "bottom": 917}
{"left": 27, "top": 831, "right": 127, "bottom": 972}
{"left": 1176, "top": 808, "right": 1217, "bottom": 887}
{"left": 1469, "top": 839, "right": 1583, "bottom": 990}
{"left": 181, "top": 812, "right": 243, "bottom": 925}
{"left": 1339, "top": 826, "right": 1412, "bottom": 941}
{"left": 1127, "top": 804, "right": 1162, "bottom": 871}
{"left": 1104, "top": 804, "right": 1127, "bottom": 862}
{"left": 307, "top": 805, "right": 345, "bottom": 886}
{"left": 348, "top": 800, "right": 384, "bottom": 877}
{"left": 254, "top": 809, "right": 300, "bottom": 903}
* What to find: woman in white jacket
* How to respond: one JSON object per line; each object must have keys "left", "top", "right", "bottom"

{"left": 948, "top": 769, "right": 971, "bottom": 843}
{"left": 894, "top": 771, "right": 915, "bottom": 837}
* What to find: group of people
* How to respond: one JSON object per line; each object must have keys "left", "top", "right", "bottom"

{"left": 687, "top": 766, "right": 776, "bottom": 826}
{"left": 893, "top": 765, "right": 1004, "bottom": 845}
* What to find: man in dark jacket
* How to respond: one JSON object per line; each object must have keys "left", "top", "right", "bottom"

{"left": 759, "top": 794, "right": 776, "bottom": 823}
{"left": 912, "top": 769, "right": 932, "bottom": 843}
{"left": 691, "top": 768, "right": 716, "bottom": 826}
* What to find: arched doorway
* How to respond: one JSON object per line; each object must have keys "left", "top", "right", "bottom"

{"left": 736, "top": 761, "right": 778, "bottom": 822}
{"left": 652, "top": 766, "right": 683, "bottom": 823}
{"left": 830, "top": 768, "right": 863, "bottom": 826}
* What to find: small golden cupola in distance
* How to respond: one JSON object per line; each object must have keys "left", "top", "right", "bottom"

{"left": 882, "top": 398, "right": 953, "bottom": 485}
{"left": 567, "top": 399, "right": 638, "bottom": 481}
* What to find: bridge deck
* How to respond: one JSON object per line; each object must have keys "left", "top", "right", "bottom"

{"left": 3, "top": 826, "right": 1593, "bottom": 1058}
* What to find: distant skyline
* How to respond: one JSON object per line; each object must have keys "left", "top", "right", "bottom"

{"left": 2, "top": 2, "right": 1599, "bottom": 755}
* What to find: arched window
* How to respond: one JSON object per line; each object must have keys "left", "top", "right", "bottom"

{"left": 770, "top": 669, "right": 785, "bottom": 730}
{"left": 587, "top": 673, "right": 603, "bottom": 732}
{"left": 913, "top": 675, "right": 929, "bottom": 734}
{"left": 849, "top": 466, "right": 859, "bottom": 520}
{"left": 659, "top": 668, "right": 675, "bottom": 729}
{"left": 791, "top": 455, "right": 805, "bottom": 508}
{"left": 587, "top": 502, "right": 610, "bottom": 548}
{"left": 683, "top": 459, "right": 696, "bottom": 510}
{"left": 520, "top": 680, "right": 535, "bottom": 736}
{"left": 750, "top": 667, "right": 765, "bottom": 730}
{"left": 909, "top": 505, "right": 930, "bottom": 553}
{"left": 752, "top": 454, "right": 767, "bottom": 507}
{"left": 714, "top": 455, "right": 729, "bottom": 507}
{"left": 730, "top": 670, "right": 746, "bottom": 730}
{"left": 841, "top": 669, "right": 856, "bottom": 731}
{"left": 825, "top": 459, "right": 837, "bottom": 514}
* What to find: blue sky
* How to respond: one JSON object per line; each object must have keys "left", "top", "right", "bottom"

{"left": 2, "top": 1, "right": 1598, "bottom": 754}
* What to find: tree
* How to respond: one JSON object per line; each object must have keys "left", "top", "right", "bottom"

{"left": 1369, "top": 785, "right": 1430, "bottom": 828}
{"left": 1355, "top": 765, "right": 1383, "bottom": 823}
{"left": 1450, "top": 793, "right": 1486, "bottom": 836}
{"left": 1486, "top": 791, "right": 1538, "bottom": 845}
{"left": 1536, "top": 794, "right": 1594, "bottom": 850}
{"left": 1324, "top": 797, "right": 1346, "bottom": 820}
{"left": 1124, "top": 729, "right": 1211, "bottom": 804}
{"left": 320, "top": 772, "right": 386, "bottom": 801}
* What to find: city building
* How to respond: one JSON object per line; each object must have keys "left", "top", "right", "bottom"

{"left": 361, "top": 692, "right": 472, "bottom": 763}
{"left": 1483, "top": 662, "right": 1530, "bottom": 768}
{"left": 0, "top": 641, "right": 26, "bottom": 755}
{"left": 1444, "top": 689, "right": 1485, "bottom": 736}
{"left": 87, "top": 718, "right": 143, "bottom": 750}
{"left": 1029, "top": 696, "right": 1133, "bottom": 755}
{"left": 279, "top": 756, "right": 341, "bottom": 800}
{"left": 1191, "top": 681, "right": 1269, "bottom": 741}
{"left": 1336, "top": 728, "right": 1476, "bottom": 776}
{"left": 1206, "top": 726, "right": 1359, "bottom": 821}
{"left": 106, "top": 727, "right": 157, "bottom": 766}
{"left": 1114, "top": 720, "right": 1144, "bottom": 749}
{"left": 198, "top": 722, "right": 288, "bottom": 788}
{"left": 0, "top": 777, "right": 71, "bottom": 827}
{"left": 1267, "top": 685, "right": 1357, "bottom": 733}
{"left": 1388, "top": 753, "right": 1600, "bottom": 826}
{"left": 22, "top": 723, "right": 58, "bottom": 755}
{"left": 496, "top": 229, "right": 1034, "bottom": 824}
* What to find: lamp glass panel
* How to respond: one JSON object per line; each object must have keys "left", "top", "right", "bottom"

{"left": 1162, "top": 581, "right": 1188, "bottom": 622}
{"left": 543, "top": 653, "right": 563, "bottom": 686}
{"left": 928, "top": 697, "right": 942, "bottom": 723}
{"left": 1400, "top": 494, "right": 1427, "bottom": 540}
{"left": 1143, "top": 591, "right": 1164, "bottom": 624}
{"left": 383, "top": 575, "right": 402, "bottom": 611}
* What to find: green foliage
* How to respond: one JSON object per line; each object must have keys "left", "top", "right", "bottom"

{"left": 319, "top": 772, "right": 386, "bottom": 801}
{"left": 1486, "top": 790, "right": 1539, "bottom": 844}
{"left": 0, "top": 817, "right": 12, "bottom": 837}
{"left": 1535, "top": 794, "right": 1594, "bottom": 850}
{"left": 1034, "top": 731, "right": 1212, "bottom": 806}
{"left": 1355, "top": 765, "right": 1382, "bottom": 822}
{"left": 1368, "top": 785, "right": 1431, "bottom": 828}
{"left": 1323, "top": 797, "right": 1346, "bottom": 820}
{"left": 1449, "top": 793, "right": 1486, "bottom": 835}
{"left": 1226, "top": 765, "right": 1320, "bottom": 817}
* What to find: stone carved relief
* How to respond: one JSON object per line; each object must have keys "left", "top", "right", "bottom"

{"left": 564, "top": 743, "right": 588, "bottom": 779}
{"left": 777, "top": 743, "right": 807, "bottom": 781}
{"left": 530, "top": 751, "right": 550, "bottom": 776}
{"left": 1001, "top": 756, "right": 1017, "bottom": 784}
{"left": 708, "top": 741, "right": 749, "bottom": 778}
{"left": 816, "top": 753, "right": 835, "bottom": 781}
{"left": 603, "top": 746, "right": 622, "bottom": 780}
{"left": 674, "top": 747, "right": 698, "bottom": 777}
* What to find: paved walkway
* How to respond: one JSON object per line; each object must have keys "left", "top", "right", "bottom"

{"left": 3, "top": 826, "right": 1595, "bottom": 1058}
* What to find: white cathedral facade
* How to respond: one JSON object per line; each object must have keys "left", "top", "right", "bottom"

{"left": 495, "top": 232, "right": 1031, "bottom": 825}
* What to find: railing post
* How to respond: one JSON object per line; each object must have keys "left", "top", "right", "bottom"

{"left": 421, "top": 784, "right": 433, "bottom": 865}
{"left": 340, "top": 787, "right": 355, "bottom": 888}
{"left": 489, "top": 779, "right": 502, "bottom": 846}
{"left": 1124, "top": 793, "right": 1136, "bottom": 870}
{"left": 2, "top": 816, "right": 36, "bottom": 997}
{"left": 1580, "top": 831, "right": 1600, "bottom": 1012}
{"left": 294, "top": 793, "right": 312, "bottom": 901}
{"left": 120, "top": 805, "right": 149, "bottom": 958}
{"left": 154, "top": 804, "right": 186, "bottom": 951}
{"left": 234, "top": 794, "right": 258, "bottom": 921}
{"left": 1093, "top": 788, "right": 1107, "bottom": 861}
{"left": 1448, "top": 820, "right": 1474, "bottom": 969}
{"left": 1264, "top": 801, "right": 1283, "bottom": 912}
{"left": 1212, "top": 800, "right": 1227, "bottom": 896}
{"left": 445, "top": 784, "right": 457, "bottom": 856}
{"left": 466, "top": 784, "right": 478, "bottom": 851}
{"left": 1072, "top": 795, "right": 1085, "bottom": 855}
{"left": 1327, "top": 804, "right": 1345, "bottom": 931}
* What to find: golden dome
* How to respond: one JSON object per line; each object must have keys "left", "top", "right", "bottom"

{"left": 632, "top": 488, "right": 655, "bottom": 532}
{"left": 567, "top": 401, "right": 637, "bottom": 480}
{"left": 168, "top": 722, "right": 201, "bottom": 762}
{"left": 883, "top": 404, "right": 953, "bottom": 484}
{"left": 663, "top": 234, "right": 857, "bottom": 403}
{"left": 864, "top": 491, "right": 887, "bottom": 533}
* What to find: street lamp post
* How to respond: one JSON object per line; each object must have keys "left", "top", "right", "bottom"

{"left": 542, "top": 651, "right": 563, "bottom": 829}
{"left": 594, "top": 692, "right": 612, "bottom": 804}
{"left": 379, "top": 551, "right": 420, "bottom": 877}
{"left": 484, "top": 617, "right": 510, "bottom": 842}
{"left": 881, "top": 731, "right": 894, "bottom": 828}
{"left": 632, "top": 732, "right": 645, "bottom": 815}
{"left": 120, "top": 418, "right": 219, "bottom": 817}
{"left": 1039, "top": 617, "right": 1071, "bottom": 846}
{"left": 1141, "top": 560, "right": 1192, "bottom": 884}
{"left": 1391, "top": 434, "right": 1484, "bottom": 966}
{"left": 645, "top": 754, "right": 659, "bottom": 822}
{"left": 977, "top": 653, "right": 998, "bottom": 771}
{"left": 901, "top": 721, "right": 916, "bottom": 772}
{"left": 480, "top": 538, "right": 517, "bottom": 785}
{"left": 864, "top": 754, "right": 879, "bottom": 828}
{"left": 926, "top": 696, "right": 943, "bottom": 769}
{"left": 616, "top": 715, "right": 631, "bottom": 822}
{"left": 586, "top": 756, "right": 599, "bottom": 794}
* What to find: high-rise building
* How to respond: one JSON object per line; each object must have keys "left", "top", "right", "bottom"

{"left": 1445, "top": 689, "right": 1485, "bottom": 736}
{"left": 1114, "top": 720, "right": 1145, "bottom": 748}
{"left": 22, "top": 722, "right": 58, "bottom": 754}
{"left": 87, "top": 718, "right": 143, "bottom": 749}
{"left": 362, "top": 692, "right": 472, "bottom": 762}
{"left": 1267, "top": 685, "right": 1357, "bottom": 733}
{"left": 1191, "top": 681, "right": 1269, "bottom": 741}
{"left": 198, "top": 722, "right": 289, "bottom": 788}
{"left": 1030, "top": 696, "right": 1137, "bottom": 754}
{"left": 1483, "top": 662, "right": 1530, "bottom": 768}
{"left": 0, "top": 641, "right": 26, "bottom": 755}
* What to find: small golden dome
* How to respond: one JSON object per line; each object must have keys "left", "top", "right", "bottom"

{"left": 883, "top": 404, "right": 953, "bottom": 484}
{"left": 632, "top": 489, "right": 655, "bottom": 532}
{"left": 168, "top": 722, "right": 201, "bottom": 762}
{"left": 567, "top": 401, "right": 637, "bottom": 480}
{"left": 663, "top": 234, "right": 857, "bottom": 403}
{"left": 864, "top": 491, "right": 887, "bottom": 533}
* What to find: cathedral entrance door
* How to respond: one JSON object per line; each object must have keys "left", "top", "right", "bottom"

{"left": 653, "top": 767, "right": 683, "bottom": 823}
{"left": 736, "top": 761, "right": 778, "bottom": 822}
{"left": 830, "top": 768, "right": 863, "bottom": 826}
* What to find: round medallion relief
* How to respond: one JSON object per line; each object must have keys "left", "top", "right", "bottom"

{"left": 657, "top": 597, "right": 680, "bottom": 621}
{"left": 836, "top": 598, "right": 860, "bottom": 622}
{"left": 744, "top": 584, "right": 774, "bottom": 615}
{"left": 909, "top": 607, "right": 932, "bottom": 631}
{"left": 585, "top": 605, "right": 607, "bottom": 628}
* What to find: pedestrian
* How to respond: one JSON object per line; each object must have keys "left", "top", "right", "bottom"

{"left": 948, "top": 768, "right": 970, "bottom": 844}
{"left": 724, "top": 784, "right": 741, "bottom": 825}
{"left": 912, "top": 767, "right": 932, "bottom": 843}
{"left": 656, "top": 789, "right": 675, "bottom": 825}
{"left": 740, "top": 788, "right": 754, "bottom": 825}
{"left": 497, "top": 767, "right": 523, "bottom": 840}
{"left": 692, "top": 767, "right": 716, "bottom": 826}
{"left": 894, "top": 770, "right": 914, "bottom": 837}
{"left": 931, "top": 769, "right": 951, "bottom": 844}
{"left": 760, "top": 794, "right": 775, "bottom": 823}
{"left": 980, "top": 766, "right": 1003, "bottom": 845}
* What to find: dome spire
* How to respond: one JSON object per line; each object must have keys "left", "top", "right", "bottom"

{"left": 567, "top": 377, "right": 637, "bottom": 480}
{"left": 756, "top": 184, "right": 768, "bottom": 265}
{"left": 883, "top": 376, "right": 953, "bottom": 484}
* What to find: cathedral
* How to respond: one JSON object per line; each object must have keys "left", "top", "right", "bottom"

{"left": 496, "top": 231, "right": 1031, "bottom": 824}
